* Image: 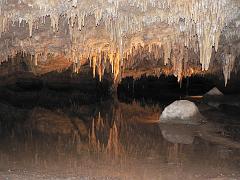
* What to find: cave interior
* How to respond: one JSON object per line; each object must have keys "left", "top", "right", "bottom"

{"left": 0, "top": 0, "right": 240, "bottom": 179}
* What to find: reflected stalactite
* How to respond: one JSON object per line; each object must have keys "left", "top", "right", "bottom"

{"left": 87, "top": 100, "right": 161, "bottom": 157}
{"left": 167, "top": 143, "right": 184, "bottom": 164}
{"left": 88, "top": 116, "right": 124, "bottom": 157}
{"left": 1, "top": 96, "right": 240, "bottom": 179}
{"left": 106, "top": 122, "right": 123, "bottom": 157}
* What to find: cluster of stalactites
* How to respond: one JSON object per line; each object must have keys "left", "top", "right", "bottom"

{"left": 196, "top": 0, "right": 227, "bottom": 71}
{"left": 90, "top": 51, "right": 121, "bottom": 82}
{"left": 123, "top": 43, "right": 201, "bottom": 81}
{"left": 0, "top": 0, "right": 239, "bottom": 84}
{"left": 84, "top": 40, "right": 203, "bottom": 83}
{"left": 66, "top": 45, "right": 122, "bottom": 83}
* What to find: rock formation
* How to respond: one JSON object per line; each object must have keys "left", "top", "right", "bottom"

{"left": 205, "top": 87, "right": 224, "bottom": 96}
{"left": 0, "top": 0, "right": 239, "bottom": 84}
{"left": 160, "top": 100, "right": 204, "bottom": 125}
{"left": 203, "top": 87, "right": 240, "bottom": 108}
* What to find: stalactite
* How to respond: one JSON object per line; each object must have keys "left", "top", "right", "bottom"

{"left": 92, "top": 55, "right": 97, "bottom": 78}
{"left": 163, "top": 42, "right": 171, "bottom": 65}
{"left": 114, "top": 52, "right": 120, "bottom": 82}
{"left": 50, "top": 14, "right": 59, "bottom": 32}
{"left": 0, "top": 15, "right": 7, "bottom": 36}
{"left": 34, "top": 53, "right": 38, "bottom": 66}
{"left": 27, "top": 16, "right": 34, "bottom": 37}
{"left": 223, "top": 53, "right": 235, "bottom": 86}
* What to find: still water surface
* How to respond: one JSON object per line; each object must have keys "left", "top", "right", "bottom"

{"left": 0, "top": 95, "right": 240, "bottom": 179}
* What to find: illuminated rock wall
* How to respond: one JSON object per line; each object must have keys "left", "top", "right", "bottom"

{"left": 0, "top": 0, "right": 239, "bottom": 85}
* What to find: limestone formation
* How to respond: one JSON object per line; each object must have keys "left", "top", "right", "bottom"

{"left": 203, "top": 87, "right": 224, "bottom": 108}
{"left": 0, "top": 0, "right": 239, "bottom": 83}
{"left": 160, "top": 100, "right": 204, "bottom": 125}
{"left": 205, "top": 87, "right": 224, "bottom": 96}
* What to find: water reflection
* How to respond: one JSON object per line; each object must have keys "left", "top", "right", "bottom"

{"left": 159, "top": 124, "right": 196, "bottom": 144}
{"left": 0, "top": 99, "right": 240, "bottom": 179}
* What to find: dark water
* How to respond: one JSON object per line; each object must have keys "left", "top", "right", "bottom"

{"left": 0, "top": 92, "right": 240, "bottom": 180}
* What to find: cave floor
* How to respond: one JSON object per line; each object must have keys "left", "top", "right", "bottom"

{"left": 0, "top": 93, "right": 240, "bottom": 180}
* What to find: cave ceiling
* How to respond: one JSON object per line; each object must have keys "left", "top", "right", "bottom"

{"left": 0, "top": 0, "right": 240, "bottom": 85}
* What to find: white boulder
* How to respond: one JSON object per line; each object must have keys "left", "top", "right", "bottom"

{"left": 160, "top": 100, "right": 204, "bottom": 125}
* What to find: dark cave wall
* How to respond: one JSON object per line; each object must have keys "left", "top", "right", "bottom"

{"left": 118, "top": 74, "right": 240, "bottom": 103}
